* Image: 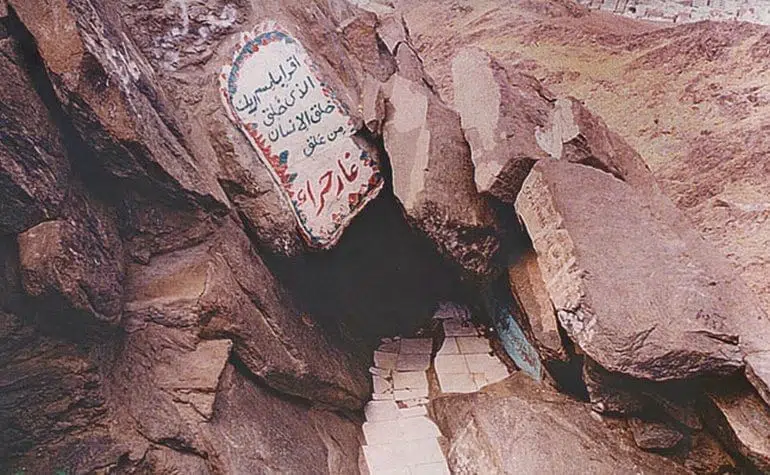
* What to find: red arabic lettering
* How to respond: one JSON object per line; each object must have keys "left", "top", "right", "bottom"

{"left": 316, "top": 171, "right": 334, "bottom": 216}
{"left": 336, "top": 176, "right": 345, "bottom": 197}
{"left": 306, "top": 180, "right": 316, "bottom": 207}
{"left": 338, "top": 159, "right": 358, "bottom": 182}
{"left": 297, "top": 156, "right": 363, "bottom": 216}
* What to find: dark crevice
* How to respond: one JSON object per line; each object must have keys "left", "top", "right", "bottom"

{"left": 260, "top": 131, "right": 476, "bottom": 349}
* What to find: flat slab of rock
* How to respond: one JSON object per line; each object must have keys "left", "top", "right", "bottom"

{"left": 18, "top": 196, "right": 125, "bottom": 326}
{"left": 206, "top": 364, "right": 363, "bottom": 475}
{"left": 0, "top": 37, "right": 69, "bottom": 235}
{"left": 430, "top": 373, "right": 689, "bottom": 474}
{"left": 507, "top": 249, "right": 567, "bottom": 362}
{"left": 745, "top": 352, "right": 770, "bottom": 407}
{"left": 383, "top": 73, "right": 499, "bottom": 278}
{"left": 516, "top": 159, "right": 746, "bottom": 380}
{"left": 452, "top": 48, "right": 552, "bottom": 204}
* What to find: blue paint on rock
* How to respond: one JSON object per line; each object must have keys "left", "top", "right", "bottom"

{"left": 483, "top": 283, "right": 543, "bottom": 381}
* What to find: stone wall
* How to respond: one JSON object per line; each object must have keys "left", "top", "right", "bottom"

{"left": 576, "top": 0, "right": 770, "bottom": 25}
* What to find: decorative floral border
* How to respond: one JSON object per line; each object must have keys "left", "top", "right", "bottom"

{"left": 219, "top": 23, "right": 383, "bottom": 249}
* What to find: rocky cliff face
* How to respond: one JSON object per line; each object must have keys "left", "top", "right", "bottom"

{"left": 2, "top": 0, "right": 770, "bottom": 473}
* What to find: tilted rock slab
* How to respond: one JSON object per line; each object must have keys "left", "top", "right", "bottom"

{"left": 702, "top": 382, "right": 770, "bottom": 473}
{"left": 383, "top": 69, "right": 499, "bottom": 279}
{"left": 18, "top": 193, "right": 125, "bottom": 326}
{"left": 0, "top": 312, "right": 110, "bottom": 464}
{"left": 516, "top": 159, "right": 760, "bottom": 380}
{"left": 507, "top": 249, "right": 568, "bottom": 363}
{"left": 122, "top": 219, "right": 369, "bottom": 410}
{"left": 9, "top": 0, "right": 399, "bottom": 256}
{"left": 0, "top": 36, "right": 69, "bottom": 235}
{"left": 0, "top": 33, "right": 125, "bottom": 326}
{"left": 452, "top": 48, "right": 673, "bottom": 204}
{"left": 207, "top": 364, "right": 363, "bottom": 475}
{"left": 430, "top": 373, "right": 689, "bottom": 474}
{"left": 452, "top": 48, "right": 554, "bottom": 204}
{"left": 8, "top": 0, "right": 229, "bottom": 210}
{"left": 541, "top": 94, "right": 770, "bottom": 390}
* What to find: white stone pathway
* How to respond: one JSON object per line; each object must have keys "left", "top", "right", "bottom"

{"left": 359, "top": 303, "right": 511, "bottom": 475}
{"left": 433, "top": 304, "right": 509, "bottom": 395}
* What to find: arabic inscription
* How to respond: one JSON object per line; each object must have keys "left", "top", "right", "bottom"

{"left": 220, "top": 25, "right": 383, "bottom": 248}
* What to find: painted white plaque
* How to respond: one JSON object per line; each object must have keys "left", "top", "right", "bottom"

{"left": 220, "top": 24, "right": 383, "bottom": 248}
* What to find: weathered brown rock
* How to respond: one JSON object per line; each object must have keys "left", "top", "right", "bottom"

{"left": 377, "top": 13, "right": 408, "bottom": 55}
{"left": 745, "top": 351, "right": 770, "bottom": 408}
{"left": 628, "top": 418, "right": 684, "bottom": 451}
{"left": 123, "top": 219, "right": 369, "bottom": 410}
{"left": 0, "top": 312, "right": 109, "bottom": 463}
{"left": 451, "top": 49, "right": 653, "bottom": 206}
{"left": 110, "top": 324, "right": 231, "bottom": 455}
{"left": 452, "top": 48, "right": 553, "bottom": 204}
{"left": 17, "top": 193, "right": 124, "bottom": 326}
{"left": 430, "top": 373, "right": 689, "bottom": 474}
{"left": 119, "top": 194, "right": 224, "bottom": 263}
{"left": 583, "top": 358, "right": 705, "bottom": 434}
{"left": 207, "top": 365, "right": 363, "bottom": 474}
{"left": 545, "top": 99, "right": 770, "bottom": 396}
{"left": 8, "top": 0, "right": 230, "bottom": 211}
{"left": 400, "top": 0, "right": 770, "bottom": 339}
{"left": 116, "top": 0, "right": 396, "bottom": 255}
{"left": 0, "top": 36, "right": 69, "bottom": 235}
{"left": 507, "top": 248, "right": 567, "bottom": 362}
{"left": 682, "top": 432, "right": 739, "bottom": 475}
{"left": 383, "top": 72, "right": 499, "bottom": 278}
{"left": 403, "top": 3, "right": 770, "bottom": 398}
{"left": 516, "top": 159, "right": 751, "bottom": 380}
{"left": 208, "top": 118, "right": 304, "bottom": 256}
{"left": 583, "top": 358, "right": 647, "bottom": 415}
{"left": 702, "top": 381, "right": 770, "bottom": 473}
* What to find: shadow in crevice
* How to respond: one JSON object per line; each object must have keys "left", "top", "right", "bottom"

{"left": 261, "top": 132, "right": 478, "bottom": 351}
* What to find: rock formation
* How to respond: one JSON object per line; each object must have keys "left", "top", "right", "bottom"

{"left": 431, "top": 375, "right": 688, "bottom": 474}
{"left": 3, "top": 0, "right": 770, "bottom": 472}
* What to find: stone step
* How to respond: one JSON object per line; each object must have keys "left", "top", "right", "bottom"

{"left": 363, "top": 437, "right": 446, "bottom": 473}
{"left": 362, "top": 416, "right": 441, "bottom": 445}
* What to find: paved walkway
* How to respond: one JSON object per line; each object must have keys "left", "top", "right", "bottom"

{"left": 359, "top": 303, "right": 511, "bottom": 475}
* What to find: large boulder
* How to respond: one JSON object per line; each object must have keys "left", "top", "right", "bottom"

{"left": 383, "top": 67, "right": 499, "bottom": 279}
{"left": 627, "top": 418, "right": 684, "bottom": 451}
{"left": 123, "top": 218, "right": 370, "bottom": 410}
{"left": 400, "top": 0, "right": 770, "bottom": 336}
{"left": 0, "top": 36, "right": 69, "bottom": 235}
{"left": 514, "top": 159, "right": 769, "bottom": 380}
{"left": 403, "top": 0, "right": 770, "bottom": 395}
{"left": 1, "top": 27, "right": 125, "bottom": 328}
{"left": 8, "top": 0, "right": 229, "bottom": 211}
{"left": 430, "top": 374, "right": 689, "bottom": 474}
{"left": 451, "top": 49, "right": 651, "bottom": 206}
{"left": 12, "top": 0, "right": 396, "bottom": 256}
{"left": 109, "top": 324, "right": 232, "bottom": 458}
{"left": 451, "top": 48, "right": 553, "bottom": 204}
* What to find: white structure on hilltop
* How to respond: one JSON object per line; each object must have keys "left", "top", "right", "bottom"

{"left": 576, "top": 0, "right": 770, "bottom": 25}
